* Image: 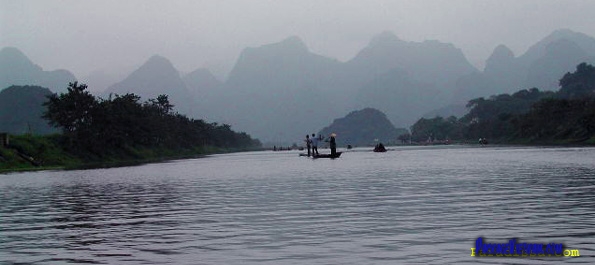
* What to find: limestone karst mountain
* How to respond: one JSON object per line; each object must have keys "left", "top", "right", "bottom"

{"left": 453, "top": 29, "right": 595, "bottom": 103}
{"left": 0, "top": 47, "right": 76, "bottom": 93}
{"left": 182, "top": 68, "right": 224, "bottom": 121}
{"left": 217, "top": 32, "right": 478, "bottom": 143}
{"left": 5, "top": 29, "right": 595, "bottom": 144}
{"left": 105, "top": 55, "right": 194, "bottom": 115}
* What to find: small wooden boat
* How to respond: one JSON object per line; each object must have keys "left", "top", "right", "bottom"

{"left": 312, "top": 152, "right": 342, "bottom": 159}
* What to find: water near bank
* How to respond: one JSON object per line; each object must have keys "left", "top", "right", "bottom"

{"left": 1, "top": 146, "right": 594, "bottom": 264}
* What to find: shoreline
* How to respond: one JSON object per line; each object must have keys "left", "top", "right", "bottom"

{"left": 0, "top": 147, "right": 263, "bottom": 175}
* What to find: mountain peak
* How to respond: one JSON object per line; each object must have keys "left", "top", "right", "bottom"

{"left": 105, "top": 54, "right": 194, "bottom": 114}
{"left": 0, "top": 47, "right": 32, "bottom": 63}
{"left": 0, "top": 47, "right": 39, "bottom": 72}
{"left": 135, "top": 55, "right": 178, "bottom": 76}
{"left": 544, "top": 38, "right": 587, "bottom": 58}
{"left": 145, "top": 54, "right": 173, "bottom": 67}
{"left": 183, "top": 68, "right": 221, "bottom": 89}
{"left": 370, "top": 31, "right": 401, "bottom": 46}
{"left": 106, "top": 54, "right": 185, "bottom": 98}
{"left": 484, "top": 45, "right": 515, "bottom": 74}
{"left": 549, "top": 28, "right": 583, "bottom": 39}
{"left": 237, "top": 36, "right": 310, "bottom": 58}
{"left": 281, "top": 35, "right": 306, "bottom": 46}
{"left": 264, "top": 36, "right": 309, "bottom": 53}
{"left": 0, "top": 47, "right": 76, "bottom": 93}
{"left": 486, "top": 44, "right": 514, "bottom": 63}
{"left": 521, "top": 29, "right": 595, "bottom": 62}
{"left": 491, "top": 44, "right": 514, "bottom": 57}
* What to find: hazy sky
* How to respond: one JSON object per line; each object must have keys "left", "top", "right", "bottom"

{"left": 2, "top": 0, "right": 595, "bottom": 81}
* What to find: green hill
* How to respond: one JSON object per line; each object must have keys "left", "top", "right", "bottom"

{"left": 0, "top": 85, "right": 57, "bottom": 135}
{"left": 319, "top": 108, "right": 407, "bottom": 146}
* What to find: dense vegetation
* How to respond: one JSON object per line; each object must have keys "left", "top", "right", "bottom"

{"left": 0, "top": 134, "right": 80, "bottom": 171}
{"left": 1, "top": 82, "right": 260, "bottom": 171}
{"left": 44, "top": 82, "right": 261, "bottom": 158}
{"left": 410, "top": 63, "right": 595, "bottom": 144}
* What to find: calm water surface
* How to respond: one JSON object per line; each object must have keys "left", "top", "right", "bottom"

{"left": 1, "top": 146, "right": 594, "bottom": 264}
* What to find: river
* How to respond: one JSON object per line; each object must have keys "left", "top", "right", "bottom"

{"left": 1, "top": 145, "right": 594, "bottom": 264}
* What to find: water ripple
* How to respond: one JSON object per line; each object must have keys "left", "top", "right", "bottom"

{"left": 1, "top": 147, "right": 594, "bottom": 264}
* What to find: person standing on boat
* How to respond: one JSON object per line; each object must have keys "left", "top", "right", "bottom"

{"left": 305, "top": 134, "right": 312, "bottom": 157}
{"left": 329, "top": 133, "right": 337, "bottom": 156}
{"left": 311, "top": 133, "right": 320, "bottom": 156}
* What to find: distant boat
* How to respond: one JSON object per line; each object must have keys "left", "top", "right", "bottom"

{"left": 300, "top": 152, "right": 342, "bottom": 158}
{"left": 373, "top": 143, "right": 387, "bottom": 152}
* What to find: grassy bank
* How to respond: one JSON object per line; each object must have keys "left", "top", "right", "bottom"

{"left": 0, "top": 134, "right": 260, "bottom": 173}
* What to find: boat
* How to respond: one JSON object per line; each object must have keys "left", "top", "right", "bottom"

{"left": 312, "top": 152, "right": 342, "bottom": 159}
{"left": 299, "top": 152, "right": 343, "bottom": 158}
{"left": 373, "top": 143, "right": 387, "bottom": 152}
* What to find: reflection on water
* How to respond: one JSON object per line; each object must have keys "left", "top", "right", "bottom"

{"left": 1, "top": 146, "right": 595, "bottom": 264}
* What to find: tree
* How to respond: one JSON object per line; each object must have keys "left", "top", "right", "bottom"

{"left": 397, "top": 133, "right": 410, "bottom": 144}
{"left": 460, "top": 88, "right": 553, "bottom": 140}
{"left": 44, "top": 82, "right": 261, "bottom": 157}
{"left": 558, "top": 62, "right": 595, "bottom": 99}
{"left": 410, "top": 116, "right": 464, "bottom": 142}
{"left": 147, "top": 94, "right": 174, "bottom": 116}
{"left": 43, "top": 82, "right": 98, "bottom": 139}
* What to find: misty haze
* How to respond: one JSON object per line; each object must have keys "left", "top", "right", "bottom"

{"left": 1, "top": 1, "right": 595, "bottom": 264}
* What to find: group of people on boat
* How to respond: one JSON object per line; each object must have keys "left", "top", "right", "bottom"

{"left": 373, "top": 142, "right": 386, "bottom": 152}
{"left": 304, "top": 133, "right": 337, "bottom": 157}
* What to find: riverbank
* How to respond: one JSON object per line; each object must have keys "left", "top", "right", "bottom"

{"left": 0, "top": 134, "right": 262, "bottom": 174}
{"left": 393, "top": 136, "right": 595, "bottom": 147}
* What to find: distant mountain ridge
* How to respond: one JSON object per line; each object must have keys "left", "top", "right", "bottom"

{"left": 0, "top": 47, "right": 76, "bottom": 93}
{"left": 346, "top": 31, "right": 478, "bottom": 92}
{"left": 4, "top": 29, "right": 595, "bottom": 144}
{"left": 453, "top": 29, "right": 595, "bottom": 103}
{"left": 216, "top": 32, "right": 479, "bottom": 144}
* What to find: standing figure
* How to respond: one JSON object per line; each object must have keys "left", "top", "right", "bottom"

{"left": 305, "top": 135, "right": 312, "bottom": 157}
{"left": 329, "top": 133, "right": 337, "bottom": 156}
{"left": 311, "top": 133, "right": 319, "bottom": 156}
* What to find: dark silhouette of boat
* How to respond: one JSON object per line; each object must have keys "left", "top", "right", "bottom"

{"left": 373, "top": 143, "right": 387, "bottom": 152}
{"left": 312, "top": 152, "right": 342, "bottom": 159}
{"left": 299, "top": 152, "right": 342, "bottom": 158}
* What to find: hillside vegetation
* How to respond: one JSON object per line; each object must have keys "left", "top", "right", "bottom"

{"left": 1, "top": 82, "right": 261, "bottom": 172}
{"left": 411, "top": 63, "right": 595, "bottom": 144}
